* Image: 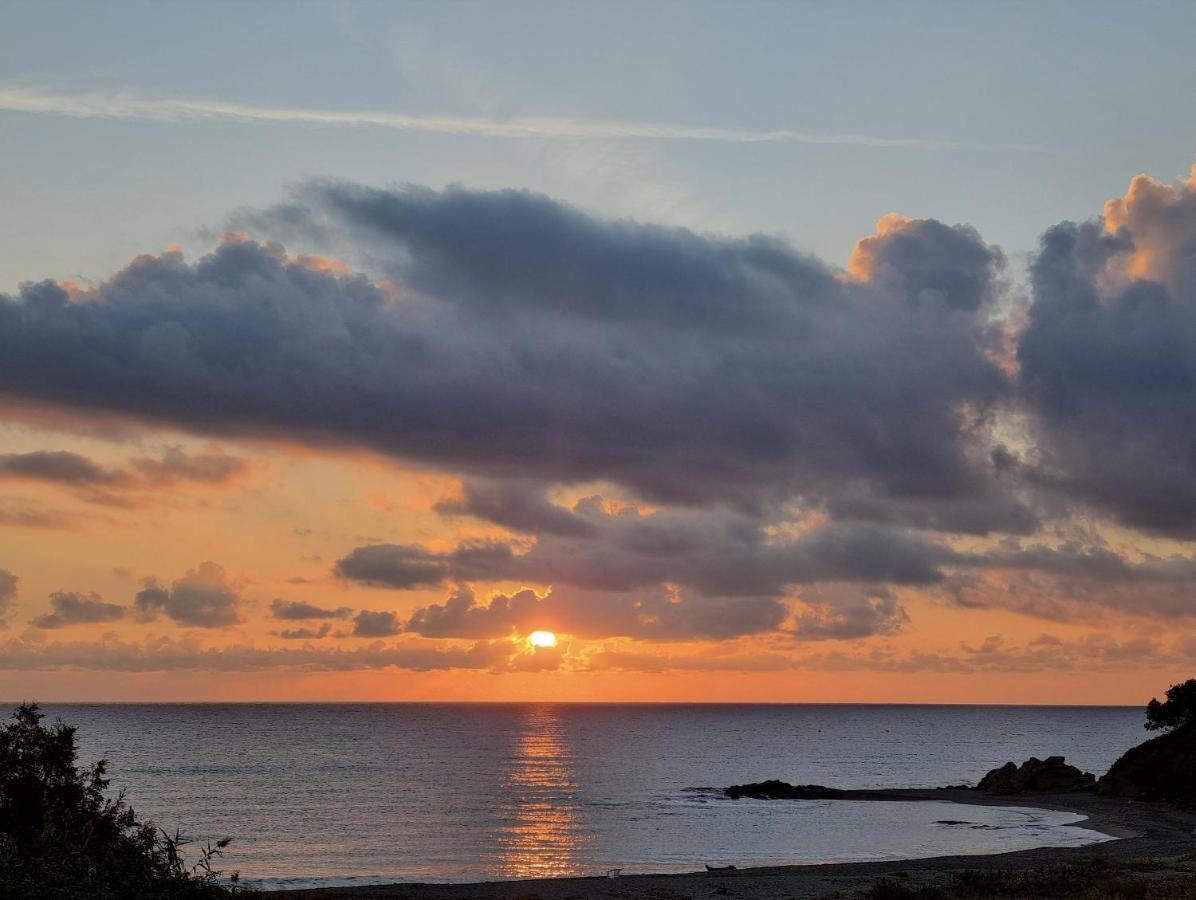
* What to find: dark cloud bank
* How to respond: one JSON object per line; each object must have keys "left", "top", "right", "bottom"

{"left": 6, "top": 168, "right": 1196, "bottom": 648}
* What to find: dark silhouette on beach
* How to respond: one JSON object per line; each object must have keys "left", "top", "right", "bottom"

{"left": 0, "top": 703, "right": 249, "bottom": 898}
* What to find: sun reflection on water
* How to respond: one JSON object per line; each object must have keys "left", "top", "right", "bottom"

{"left": 497, "top": 705, "right": 586, "bottom": 878}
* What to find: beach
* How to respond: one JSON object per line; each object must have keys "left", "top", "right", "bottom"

{"left": 276, "top": 789, "right": 1196, "bottom": 899}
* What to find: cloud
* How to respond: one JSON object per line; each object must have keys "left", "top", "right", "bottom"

{"left": 405, "top": 583, "right": 788, "bottom": 641}
{"left": 0, "top": 633, "right": 516, "bottom": 672}
{"left": 337, "top": 508, "right": 958, "bottom": 597}
{"left": 0, "top": 501, "right": 80, "bottom": 530}
{"left": 1018, "top": 164, "right": 1196, "bottom": 536}
{"left": 435, "top": 480, "right": 595, "bottom": 537}
{"left": 847, "top": 213, "right": 1005, "bottom": 311}
{"left": 269, "top": 599, "right": 352, "bottom": 620}
{"left": 0, "top": 450, "right": 122, "bottom": 486}
{"left": 351, "top": 609, "right": 402, "bottom": 637}
{"left": 0, "top": 184, "right": 1010, "bottom": 521}
{"left": 274, "top": 624, "right": 332, "bottom": 640}
{"left": 0, "top": 570, "right": 17, "bottom": 625}
{"left": 791, "top": 586, "right": 909, "bottom": 640}
{"left": 11, "top": 166, "right": 1196, "bottom": 647}
{"left": 583, "top": 633, "right": 1171, "bottom": 674}
{"left": 0, "top": 84, "right": 958, "bottom": 150}
{"left": 30, "top": 591, "right": 127, "bottom": 629}
{"left": 126, "top": 446, "right": 247, "bottom": 486}
{"left": 135, "top": 562, "right": 242, "bottom": 628}
{"left": 0, "top": 447, "right": 247, "bottom": 502}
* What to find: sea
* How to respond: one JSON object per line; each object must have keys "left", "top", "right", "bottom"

{"left": 39, "top": 703, "right": 1144, "bottom": 890}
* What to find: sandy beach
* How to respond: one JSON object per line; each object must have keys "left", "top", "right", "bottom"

{"left": 274, "top": 789, "right": 1196, "bottom": 900}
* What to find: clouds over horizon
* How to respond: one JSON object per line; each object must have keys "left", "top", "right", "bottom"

{"left": 31, "top": 591, "right": 126, "bottom": 629}
{"left": 0, "top": 446, "right": 248, "bottom": 506}
{"left": 135, "top": 562, "right": 242, "bottom": 628}
{"left": 0, "top": 569, "right": 17, "bottom": 626}
{"left": 5, "top": 164, "right": 1196, "bottom": 663}
{"left": 0, "top": 629, "right": 1177, "bottom": 676}
{"left": 0, "top": 182, "right": 1011, "bottom": 519}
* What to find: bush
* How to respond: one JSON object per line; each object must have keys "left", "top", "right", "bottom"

{"left": 1145, "top": 680, "right": 1196, "bottom": 732}
{"left": 0, "top": 702, "right": 249, "bottom": 898}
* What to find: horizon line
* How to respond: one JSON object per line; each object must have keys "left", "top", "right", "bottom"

{"left": 12, "top": 699, "right": 1142, "bottom": 708}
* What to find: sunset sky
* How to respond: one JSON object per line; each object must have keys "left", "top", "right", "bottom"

{"left": 4, "top": 1, "right": 1196, "bottom": 702}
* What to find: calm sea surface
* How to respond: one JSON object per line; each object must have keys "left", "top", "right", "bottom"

{"left": 39, "top": 703, "right": 1143, "bottom": 890}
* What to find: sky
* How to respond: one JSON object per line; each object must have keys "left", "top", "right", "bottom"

{"left": 3, "top": 1, "right": 1196, "bottom": 702}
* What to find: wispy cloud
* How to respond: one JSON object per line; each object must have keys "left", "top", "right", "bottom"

{"left": 0, "top": 85, "right": 956, "bottom": 150}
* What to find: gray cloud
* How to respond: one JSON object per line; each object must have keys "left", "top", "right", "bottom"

{"left": 127, "top": 446, "right": 247, "bottom": 486}
{"left": 135, "top": 562, "right": 242, "bottom": 628}
{"left": 0, "top": 183, "right": 1010, "bottom": 520}
{"left": 9, "top": 171, "right": 1196, "bottom": 638}
{"left": 934, "top": 540, "right": 1196, "bottom": 621}
{"left": 435, "top": 480, "right": 596, "bottom": 537}
{"left": 0, "top": 634, "right": 516, "bottom": 672}
{"left": 0, "top": 569, "right": 17, "bottom": 625}
{"left": 405, "top": 583, "right": 788, "bottom": 642}
{"left": 352, "top": 609, "right": 402, "bottom": 637}
{"left": 274, "top": 623, "right": 332, "bottom": 640}
{"left": 1018, "top": 170, "right": 1196, "bottom": 536}
{"left": 585, "top": 632, "right": 1170, "bottom": 674}
{"left": 791, "top": 585, "right": 909, "bottom": 640}
{"left": 338, "top": 503, "right": 958, "bottom": 598}
{"left": 30, "top": 591, "right": 127, "bottom": 629}
{"left": 269, "top": 599, "right": 352, "bottom": 620}
{"left": 0, "top": 450, "right": 121, "bottom": 486}
{"left": 0, "top": 447, "right": 246, "bottom": 501}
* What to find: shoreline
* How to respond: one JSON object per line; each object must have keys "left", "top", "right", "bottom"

{"left": 273, "top": 788, "right": 1195, "bottom": 899}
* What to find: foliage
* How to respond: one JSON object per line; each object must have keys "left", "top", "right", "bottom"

{"left": 1145, "top": 680, "right": 1196, "bottom": 732}
{"left": 0, "top": 702, "right": 249, "bottom": 898}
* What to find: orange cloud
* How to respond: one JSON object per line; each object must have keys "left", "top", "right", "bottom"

{"left": 846, "top": 212, "right": 914, "bottom": 281}
{"left": 1102, "top": 163, "right": 1196, "bottom": 287}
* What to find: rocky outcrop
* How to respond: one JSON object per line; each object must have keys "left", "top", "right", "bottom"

{"left": 725, "top": 780, "right": 844, "bottom": 800}
{"left": 1099, "top": 726, "right": 1196, "bottom": 806}
{"left": 976, "top": 756, "right": 1095, "bottom": 794}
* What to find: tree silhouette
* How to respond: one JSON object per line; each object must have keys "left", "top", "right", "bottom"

{"left": 0, "top": 703, "right": 245, "bottom": 898}
{"left": 1144, "top": 679, "right": 1196, "bottom": 732}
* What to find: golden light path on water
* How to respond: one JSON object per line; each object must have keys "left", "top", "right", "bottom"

{"left": 497, "top": 705, "right": 586, "bottom": 878}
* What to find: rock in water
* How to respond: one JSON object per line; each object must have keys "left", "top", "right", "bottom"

{"left": 1099, "top": 726, "right": 1196, "bottom": 806}
{"left": 976, "top": 756, "right": 1095, "bottom": 794}
{"left": 725, "top": 780, "right": 843, "bottom": 800}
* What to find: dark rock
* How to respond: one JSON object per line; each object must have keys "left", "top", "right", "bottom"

{"left": 976, "top": 756, "right": 1095, "bottom": 794}
{"left": 725, "top": 780, "right": 843, "bottom": 800}
{"left": 1099, "top": 725, "right": 1196, "bottom": 806}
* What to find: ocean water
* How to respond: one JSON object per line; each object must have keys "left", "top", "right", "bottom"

{"left": 39, "top": 703, "right": 1144, "bottom": 890}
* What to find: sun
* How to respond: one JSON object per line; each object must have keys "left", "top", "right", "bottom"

{"left": 528, "top": 630, "right": 557, "bottom": 648}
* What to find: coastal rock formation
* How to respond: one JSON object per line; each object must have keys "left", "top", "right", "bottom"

{"left": 725, "top": 780, "right": 843, "bottom": 800}
{"left": 1099, "top": 726, "right": 1196, "bottom": 806}
{"left": 976, "top": 756, "right": 1095, "bottom": 794}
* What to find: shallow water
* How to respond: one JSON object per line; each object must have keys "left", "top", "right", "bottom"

{"left": 42, "top": 703, "right": 1140, "bottom": 888}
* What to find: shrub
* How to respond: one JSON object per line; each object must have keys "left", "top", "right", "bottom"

{"left": 0, "top": 702, "right": 249, "bottom": 898}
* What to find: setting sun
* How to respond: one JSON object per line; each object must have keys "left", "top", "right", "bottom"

{"left": 528, "top": 631, "right": 558, "bottom": 649}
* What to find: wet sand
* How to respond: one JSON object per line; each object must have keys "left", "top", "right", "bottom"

{"left": 274, "top": 789, "right": 1196, "bottom": 900}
